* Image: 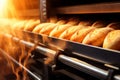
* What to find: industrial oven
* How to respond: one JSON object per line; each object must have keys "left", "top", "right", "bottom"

{"left": 0, "top": 0, "right": 120, "bottom": 80}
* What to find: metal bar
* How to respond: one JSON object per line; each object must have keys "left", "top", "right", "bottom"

{"left": 4, "top": 34, "right": 56, "bottom": 57}
{"left": 0, "top": 48, "right": 41, "bottom": 80}
{"left": 3, "top": 33, "right": 120, "bottom": 79}
{"left": 55, "top": 2, "right": 120, "bottom": 14}
{"left": 40, "top": 0, "right": 47, "bottom": 22}
{"left": 22, "top": 31, "right": 120, "bottom": 67}
{"left": 58, "top": 54, "right": 120, "bottom": 80}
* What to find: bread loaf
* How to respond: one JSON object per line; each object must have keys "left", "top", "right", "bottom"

{"left": 78, "top": 21, "right": 93, "bottom": 26}
{"left": 59, "top": 21, "right": 93, "bottom": 40}
{"left": 91, "top": 21, "right": 108, "bottom": 28}
{"left": 103, "top": 30, "right": 120, "bottom": 50}
{"left": 49, "top": 20, "right": 78, "bottom": 38}
{"left": 39, "top": 24, "right": 56, "bottom": 35}
{"left": 24, "top": 19, "right": 40, "bottom": 31}
{"left": 82, "top": 27, "right": 114, "bottom": 46}
{"left": 70, "top": 27, "right": 96, "bottom": 42}
{"left": 48, "top": 17, "right": 58, "bottom": 23}
{"left": 32, "top": 23, "right": 53, "bottom": 33}
{"left": 59, "top": 25, "right": 90, "bottom": 39}
{"left": 106, "top": 22, "right": 120, "bottom": 30}
{"left": 39, "top": 20, "right": 66, "bottom": 35}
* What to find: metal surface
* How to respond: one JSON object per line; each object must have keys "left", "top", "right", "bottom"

{"left": 2, "top": 33, "right": 120, "bottom": 80}
{"left": 22, "top": 31, "right": 120, "bottom": 67}
{"left": 4, "top": 33, "right": 56, "bottom": 58}
{"left": 40, "top": 0, "right": 47, "bottom": 22}
{"left": 58, "top": 54, "right": 120, "bottom": 80}
{"left": 55, "top": 2, "right": 120, "bottom": 14}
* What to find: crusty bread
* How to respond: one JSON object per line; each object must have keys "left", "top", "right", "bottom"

{"left": 78, "top": 21, "right": 93, "bottom": 26}
{"left": 39, "top": 23, "right": 57, "bottom": 35}
{"left": 106, "top": 22, "right": 120, "bottom": 30}
{"left": 49, "top": 20, "right": 78, "bottom": 38}
{"left": 48, "top": 17, "right": 58, "bottom": 23}
{"left": 32, "top": 23, "right": 53, "bottom": 33}
{"left": 103, "top": 30, "right": 120, "bottom": 50}
{"left": 59, "top": 25, "right": 89, "bottom": 40}
{"left": 24, "top": 19, "right": 40, "bottom": 31}
{"left": 56, "top": 20, "right": 66, "bottom": 25}
{"left": 49, "top": 24, "right": 72, "bottom": 38}
{"left": 66, "top": 18, "right": 79, "bottom": 25}
{"left": 32, "top": 20, "right": 65, "bottom": 33}
{"left": 91, "top": 21, "right": 108, "bottom": 28}
{"left": 70, "top": 27, "right": 96, "bottom": 42}
{"left": 59, "top": 21, "right": 93, "bottom": 40}
{"left": 82, "top": 27, "right": 114, "bottom": 46}
{"left": 39, "top": 20, "right": 66, "bottom": 35}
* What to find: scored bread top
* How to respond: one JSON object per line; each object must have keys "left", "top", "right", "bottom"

{"left": 103, "top": 30, "right": 120, "bottom": 50}
{"left": 82, "top": 27, "right": 114, "bottom": 46}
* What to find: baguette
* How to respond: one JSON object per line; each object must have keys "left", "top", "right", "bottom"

{"left": 91, "top": 21, "right": 108, "bottom": 28}
{"left": 48, "top": 17, "right": 58, "bottom": 23}
{"left": 59, "top": 25, "right": 89, "bottom": 40}
{"left": 49, "top": 20, "right": 78, "bottom": 38}
{"left": 106, "top": 22, "right": 120, "bottom": 30}
{"left": 59, "top": 21, "right": 93, "bottom": 39}
{"left": 70, "top": 27, "right": 96, "bottom": 42}
{"left": 39, "top": 20, "right": 66, "bottom": 35}
{"left": 103, "top": 30, "right": 120, "bottom": 50}
{"left": 78, "top": 21, "right": 93, "bottom": 26}
{"left": 24, "top": 19, "right": 40, "bottom": 31}
{"left": 82, "top": 27, "right": 114, "bottom": 46}
{"left": 32, "top": 23, "right": 54, "bottom": 33}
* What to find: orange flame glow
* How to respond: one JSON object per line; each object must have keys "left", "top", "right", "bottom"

{"left": 0, "top": 0, "right": 39, "bottom": 80}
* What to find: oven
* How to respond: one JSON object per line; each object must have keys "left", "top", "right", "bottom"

{"left": 0, "top": 0, "right": 120, "bottom": 80}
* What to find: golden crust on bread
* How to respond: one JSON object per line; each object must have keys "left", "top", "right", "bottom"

{"left": 103, "top": 30, "right": 120, "bottom": 50}
{"left": 24, "top": 19, "right": 40, "bottom": 31}
{"left": 59, "top": 25, "right": 89, "bottom": 40}
{"left": 70, "top": 27, "right": 96, "bottom": 42}
{"left": 39, "top": 24, "right": 57, "bottom": 35}
{"left": 78, "top": 21, "right": 93, "bottom": 26}
{"left": 32, "top": 23, "right": 53, "bottom": 33}
{"left": 49, "top": 20, "right": 78, "bottom": 38}
{"left": 39, "top": 20, "right": 66, "bottom": 35}
{"left": 91, "top": 21, "right": 108, "bottom": 28}
{"left": 82, "top": 27, "right": 114, "bottom": 46}
{"left": 49, "top": 24, "right": 72, "bottom": 38}
{"left": 106, "top": 22, "right": 120, "bottom": 30}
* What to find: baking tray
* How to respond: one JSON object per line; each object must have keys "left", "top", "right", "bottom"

{"left": 19, "top": 31, "right": 120, "bottom": 67}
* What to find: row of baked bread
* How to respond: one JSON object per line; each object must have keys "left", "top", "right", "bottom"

{"left": 29, "top": 19, "right": 120, "bottom": 51}
{"left": 1, "top": 18, "right": 119, "bottom": 51}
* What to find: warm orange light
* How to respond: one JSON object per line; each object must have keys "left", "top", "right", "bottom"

{"left": 0, "top": 0, "right": 6, "bottom": 8}
{"left": 0, "top": 0, "right": 7, "bottom": 18}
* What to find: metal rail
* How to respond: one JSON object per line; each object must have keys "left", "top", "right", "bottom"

{"left": 4, "top": 34, "right": 56, "bottom": 57}
{"left": 58, "top": 54, "right": 120, "bottom": 80}
{"left": 2, "top": 33, "right": 120, "bottom": 80}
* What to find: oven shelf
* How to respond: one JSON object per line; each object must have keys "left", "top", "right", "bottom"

{"left": 55, "top": 2, "right": 120, "bottom": 14}
{"left": 19, "top": 31, "right": 120, "bottom": 67}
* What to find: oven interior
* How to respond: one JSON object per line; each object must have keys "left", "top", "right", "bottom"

{"left": 0, "top": 0, "right": 120, "bottom": 80}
